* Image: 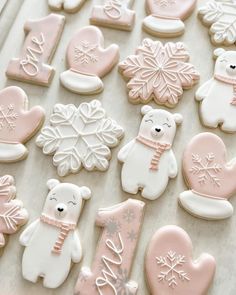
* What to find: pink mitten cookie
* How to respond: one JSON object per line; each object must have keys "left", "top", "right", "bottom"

{"left": 143, "top": 0, "right": 197, "bottom": 37}
{"left": 75, "top": 198, "right": 145, "bottom": 295}
{"left": 0, "top": 175, "right": 28, "bottom": 248}
{"left": 145, "top": 225, "right": 216, "bottom": 295}
{"left": 0, "top": 86, "right": 45, "bottom": 162}
{"left": 118, "top": 106, "right": 182, "bottom": 200}
{"left": 179, "top": 132, "right": 236, "bottom": 220}
{"left": 48, "top": 0, "right": 86, "bottom": 13}
{"left": 119, "top": 39, "right": 199, "bottom": 107}
{"left": 6, "top": 14, "right": 65, "bottom": 86}
{"left": 90, "top": 0, "right": 135, "bottom": 31}
{"left": 60, "top": 26, "right": 119, "bottom": 94}
{"left": 19, "top": 179, "right": 91, "bottom": 289}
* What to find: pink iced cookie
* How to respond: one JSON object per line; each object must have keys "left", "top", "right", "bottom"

{"left": 119, "top": 39, "right": 199, "bottom": 107}
{"left": 0, "top": 86, "right": 45, "bottom": 162}
{"left": 179, "top": 132, "right": 236, "bottom": 220}
{"left": 75, "top": 199, "right": 145, "bottom": 295}
{"left": 60, "top": 26, "right": 119, "bottom": 94}
{"left": 6, "top": 14, "right": 65, "bottom": 86}
{"left": 90, "top": 0, "right": 135, "bottom": 31}
{"left": 143, "top": 0, "right": 197, "bottom": 37}
{"left": 0, "top": 175, "right": 28, "bottom": 248}
{"left": 48, "top": 0, "right": 86, "bottom": 13}
{"left": 145, "top": 225, "right": 216, "bottom": 295}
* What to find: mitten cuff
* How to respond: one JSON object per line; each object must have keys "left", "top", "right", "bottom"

{"left": 0, "top": 142, "right": 27, "bottom": 162}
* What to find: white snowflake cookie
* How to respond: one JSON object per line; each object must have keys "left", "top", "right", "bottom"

{"left": 36, "top": 100, "right": 124, "bottom": 176}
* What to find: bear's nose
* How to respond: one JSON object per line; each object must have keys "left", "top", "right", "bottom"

{"left": 155, "top": 128, "right": 162, "bottom": 133}
{"left": 57, "top": 207, "right": 64, "bottom": 212}
{"left": 230, "top": 65, "right": 236, "bottom": 70}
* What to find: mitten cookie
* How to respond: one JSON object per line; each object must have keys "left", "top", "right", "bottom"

{"left": 0, "top": 175, "right": 28, "bottom": 248}
{"left": 119, "top": 39, "right": 199, "bottom": 107}
{"left": 143, "top": 0, "right": 197, "bottom": 37}
{"left": 179, "top": 132, "right": 236, "bottom": 220}
{"left": 48, "top": 0, "right": 86, "bottom": 13}
{"left": 6, "top": 14, "right": 65, "bottom": 86}
{"left": 145, "top": 225, "right": 216, "bottom": 295}
{"left": 36, "top": 100, "right": 124, "bottom": 176}
{"left": 118, "top": 105, "right": 182, "bottom": 200}
{"left": 60, "top": 26, "right": 119, "bottom": 94}
{"left": 196, "top": 48, "right": 236, "bottom": 133}
{"left": 90, "top": 0, "right": 135, "bottom": 31}
{"left": 75, "top": 199, "right": 145, "bottom": 295}
{"left": 19, "top": 179, "right": 91, "bottom": 289}
{"left": 0, "top": 86, "right": 45, "bottom": 162}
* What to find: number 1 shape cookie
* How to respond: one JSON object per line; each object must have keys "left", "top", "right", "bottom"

{"left": 75, "top": 199, "right": 145, "bottom": 295}
{"left": 143, "top": 0, "right": 197, "bottom": 37}
{"left": 48, "top": 0, "right": 86, "bottom": 13}
{"left": 60, "top": 26, "right": 119, "bottom": 95}
{"left": 179, "top": 132, "right": 236, "bottom": 220}
{"left": 145, "top": 225, "right": 216, "bottom": 295}
{"left": 90, "top": 0, "right": 136, "bottom": 31}
{"left": 6, "top": 14, "right": 65, "bottom": 86}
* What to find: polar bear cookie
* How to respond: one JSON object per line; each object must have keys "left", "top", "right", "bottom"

{"left": 118, "top": 106, "right": 182, "bottom": 200}
{"left": 143, "top": 0, "right": 197, "bottom": 37}
{"left": 145, "top": 225, "right": 216, "bottom": 295}
{"left": 48, "top": 0, "right": 86, "bottom": 13}
{"left": 179, "top": 132, "right": 236, "bottom": 220}
{"left": 60, "top": 26, "right": 119, "bottom": 95}
{"left": 196, "top": 48, "right": 236, "bottom": 133}
{"left": 19, "top": 179, "right": 91, "bottom": 289}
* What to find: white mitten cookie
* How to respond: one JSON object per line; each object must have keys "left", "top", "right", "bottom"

{"left": 48, "top": 0, "right": 86, "bottom": 13}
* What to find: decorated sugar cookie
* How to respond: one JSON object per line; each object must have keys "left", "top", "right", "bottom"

{"left": 118, "top": 106, "right": 182, "bottom": 200}
{"left": 145, "top": 225, "right": 216, "bottom": 295}
{"left": 196, "top": 48, "right": 236, "bottom": 133}
{"left": 199, "top": 0, "right": 236, "bottom": 46}
{"left": 0, "top": 175, "right": 28, "bottom": 249}
{"left": 60, "top": 26, "right": 119, "bottom": 94}
{"left": 48, "top": 0, "right": 86, "bottom": 13}
{"left": 143, "top": 0, "right": 197, "bottom": 37}
{"left": 6, "top": 14, "right": 65, "bottom": 86}
{"left": 36, "top": 100, "right": 124, "bottom": 176}
{"left": 19, "top": 179, "right": 91, "bottom": 289}
{"left": 75, "top": 198, "right": 145, "bottom": 295}
{"left": 90, "top": 0, "right": 136, "bottom": 31}
{"left": 179, "top": 132, "right": 236, "bottom": 220}
{"left": 119, "top": 39, "right": 199, "bottom": 107}
{"left": 0, "top": 86, "right": 45, "bottom": 162}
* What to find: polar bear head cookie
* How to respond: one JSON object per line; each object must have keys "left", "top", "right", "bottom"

{"left": 19, "top": 179, "right": 91, "bottom": 289}
{"left": 118, "top": 106, "right": 182, "bottom": 200}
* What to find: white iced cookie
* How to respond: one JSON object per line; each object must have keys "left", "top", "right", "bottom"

{"left": 118, "top": 105, "right": 182, "bottom": 200}
{"left": 196, "top": 48, "right": 236, "bottom": 133}
{"left": 48, "top": 0, "right": 86, "bottom": 13}
{"left": 19, "top": 179, "right": 91, "bottom": 289}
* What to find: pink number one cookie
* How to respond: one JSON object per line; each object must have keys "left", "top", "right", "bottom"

{"left": 179, "top": 132, "right": 236, "bottom": 220}
{"left": 75, "top": 199, "right": 145, "bottom": 295}
{"left": 60, "top": 26, "right": 119, "bottom": 95}
{"left": 6, "top": 14, "right": 65, "bottom": 86}
{"left": 145, "top": 225, "right": 216, "bottom": 295}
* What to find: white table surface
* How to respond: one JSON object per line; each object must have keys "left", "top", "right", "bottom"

{"left": 0, "top": 0, "right": 236, "bottom": 294}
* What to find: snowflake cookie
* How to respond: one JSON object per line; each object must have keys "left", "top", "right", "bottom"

{"left": 48, "top": 0, "right": 86, "bottom": 13}
{"left": 119, "top": 39, "right": 199, "bottom": 107}
{"left": 198, "top": 0, "right": 236, "bottom": 46}
{"left": 0, "top": 175, "right": 28, "bottom": 249}
{"left": 0, "top": 86, "right": 45, "bottom": 162}
{"left": 36, "top": 100, "right": 124, "bottom": 177}
{"left": 179, "top": 132, "right": 236, "bottom": 220}
{"left": 145, "top": 225, "right": 216, "bottom": 295}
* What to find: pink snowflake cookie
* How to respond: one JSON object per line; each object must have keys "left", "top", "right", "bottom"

{"left": 145, "top": 225, "right": 216, "bottom": 295}
{"left": 179, "top": 132, "right": 236, "bottom": 220}
{"left": 119, "top": 39, "right": 199, "bottom": 107}
{"left": 0, "top": 175, "right": 28, "bottom": 248}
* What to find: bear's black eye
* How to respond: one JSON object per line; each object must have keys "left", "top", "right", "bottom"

{"left": 163, "top": 123, "right": 171, "bottom": 128}
{"left": 145, "top": 119, "right": 153, "bottom": 123}
{"left": 68, "top": 200, "right": 77, "bottom": 206}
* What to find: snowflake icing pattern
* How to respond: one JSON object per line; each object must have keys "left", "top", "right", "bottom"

{"left": 111, "top": 268, "right": 130, "bottom": 295}
{"left": 105, "top": 217, "right": 121, "bottom": 237}
{"left": 74, "top": 41, "right": 98, "bottom": 64}
{"left": 127, "top": 230, "right": 138, "bottom": 242}
{"left": 190, "top": 153, "right": 222, "bottom": 187}
{"left": 0, "top": 104, "right": 18, "bottom": 130}
{"left": 123, "top": 208, "right": 135, "bottom": 223}
{"left": 156, "top": 251, "right": 190, "bottom": 288}
{"left": 119, "top": 39, "right": 199, "bottom": 106}
{"left": 36, "top": 100, "right": 124, "bottom": 176}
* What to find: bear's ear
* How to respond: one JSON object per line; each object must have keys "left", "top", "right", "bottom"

{"left": 141, "top": 105, "right": 153, "bottom": 115}
{"left": 80, "top": 186, "right": 92, "bottom": 200}
{"left": 173, "top": 113, "right": 183, "bottom": 125}
{"left": 47, "top": 179, "right": 60, "bottom": 190}
{"left": 213, "top": 48, "right": 226, "bottom": 59}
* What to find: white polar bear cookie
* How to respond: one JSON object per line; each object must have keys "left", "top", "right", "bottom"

{"left": 196, "top": 48, "right": 236, "bottom": 133}
{"left": 48, "top": 0, "right": 86, "bottom": 13}
{"left": 19, "top": 179, "right": 91, "bottom": 289}
{"left": 118, "top": 106, "right": 182, "bottom": 200}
